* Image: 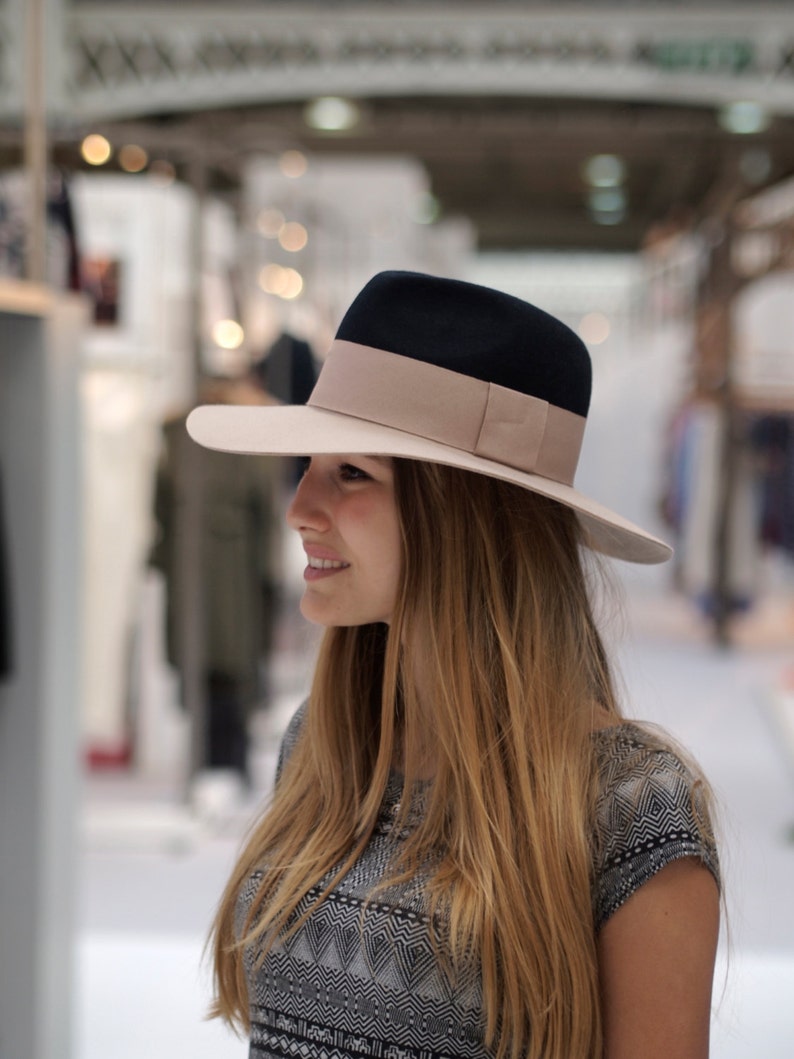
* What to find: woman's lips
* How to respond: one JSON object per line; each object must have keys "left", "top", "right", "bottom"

{"left": 303, "top": 545, "right": 350, "bottom": 581}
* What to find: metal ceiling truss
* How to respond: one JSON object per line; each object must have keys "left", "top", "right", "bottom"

{"left": 2, "top": 4, "right": 794, "bottom": 122}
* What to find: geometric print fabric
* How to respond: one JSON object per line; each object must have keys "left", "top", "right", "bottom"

{"left": 242, "top": 711, "right": 719, "bottom": 1059}
{"left": 592, "top": 723, "right": 719, "bottom": 929}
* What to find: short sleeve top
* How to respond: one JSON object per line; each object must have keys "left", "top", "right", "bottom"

{"left": 591, "top": 722, "right": 719, "bottom": 929}
{"left": 241, "top": 709, "right": 719, "bottom": 1059}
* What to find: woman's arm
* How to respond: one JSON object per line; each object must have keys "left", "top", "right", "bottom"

{"left": 597, "top": 857, "right": 720, "bottom": 1059}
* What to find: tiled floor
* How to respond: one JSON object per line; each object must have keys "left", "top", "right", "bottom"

{"left": 75, "top": 586, "right": 794, "bottom": 1058}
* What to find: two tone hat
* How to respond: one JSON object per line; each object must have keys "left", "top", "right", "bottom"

{"left": 187, "top": 270, "right": 671, "bottom": 564}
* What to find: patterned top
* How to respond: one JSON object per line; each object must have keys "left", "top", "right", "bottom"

{"left": 241, "top": 706, "right": 719, "bottom": 1059}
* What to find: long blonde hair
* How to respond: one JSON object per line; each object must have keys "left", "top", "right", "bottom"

{"left": 210, "top": 460, "right": 621, "bottom": 1059}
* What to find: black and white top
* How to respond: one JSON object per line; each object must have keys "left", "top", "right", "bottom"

{"left": 240, "top": 707, "right": 719, "bottom": 1059}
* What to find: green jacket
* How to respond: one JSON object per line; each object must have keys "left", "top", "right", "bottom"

{"left": 150, "top": 413, "right": 280, "bottom": 705}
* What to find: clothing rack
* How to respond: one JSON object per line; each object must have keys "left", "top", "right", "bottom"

{"left": 689, "top": 190, "right": 794, "bottom": 644}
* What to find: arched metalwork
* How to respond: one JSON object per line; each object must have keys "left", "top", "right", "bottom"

{"left": 1, "top": 4, "right": 794, "bottom": 121}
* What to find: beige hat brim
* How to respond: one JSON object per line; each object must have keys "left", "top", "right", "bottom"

{"left": 186, "top": 403, "right": 672, "bottom": 565}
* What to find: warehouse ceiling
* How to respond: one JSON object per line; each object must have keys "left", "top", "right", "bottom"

{"left": 46, "top": 1, "right": 794, "bottom": 251}
{"left": 63, "top": 94, "right": 794, "bottom": 253}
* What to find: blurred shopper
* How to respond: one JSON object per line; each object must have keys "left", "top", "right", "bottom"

{"left": 252, "top": 330, "right": 318, "bottom": 486}
{"left": 151, "top": 375, "right": 281, "bottom": 784}
{"left": 252, "top": 330, "right": 317, "bottom": 407}
{"left": 187, "top": 272, "right": 720, "bottom": 1059}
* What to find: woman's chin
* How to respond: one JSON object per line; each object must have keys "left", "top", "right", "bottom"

{"left": 298, "top": 598, "right": 391, "bottom": 628}
{"left": 299, "top": 596, "right": 332, "bottom": 626}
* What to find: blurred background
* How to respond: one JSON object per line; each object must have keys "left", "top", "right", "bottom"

{"left": 1, "top": 1, "right": 793, "bottom": 1056}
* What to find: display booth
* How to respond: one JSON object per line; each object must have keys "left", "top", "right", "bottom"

{"left": 0, "top": 279, "right": 87, "bottom": 1059}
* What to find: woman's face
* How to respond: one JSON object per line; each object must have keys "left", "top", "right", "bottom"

{"left": 286, "top": 454, "right": 402, "bottom": 627}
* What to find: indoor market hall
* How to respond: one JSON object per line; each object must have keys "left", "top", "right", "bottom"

{"left": 1, "top": 3, "right": 793, "bottom": 1059}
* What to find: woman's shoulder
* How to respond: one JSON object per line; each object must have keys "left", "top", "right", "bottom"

{"left": 589, "top": 721, "right": 720, "bottom": 930}
{"left": 590, "top": 720, "right": 712, "bottom": 829}
{"left": 591, "top": 720, "right": 700, "bottom": 783}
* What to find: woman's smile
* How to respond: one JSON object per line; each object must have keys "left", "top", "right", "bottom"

{"left": 303, "top": 545, "right": 351, "bottom": 579}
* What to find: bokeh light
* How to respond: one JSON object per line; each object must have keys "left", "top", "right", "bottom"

{"left": 81, "top": 134, "right": 112, "bottom": 166}
{"left": 278, "top": 222, "right": 309, "bottom": 252}
{"left": 211, "top": 319, "right": 245, "bottom": 350}
{"left": 578, "top": 312, "right": 611, "bottom": 346}
{"left": 258, "top": 264, "right": 304, "bottom": 299}
{"left": 118, "top": 144, "right": 149, "bottom": 173}
{"left": 279, "top": 150, "right": 308, "bottom": 179}
{"left": 304, "top": 96, "right": 361, "bottom": 132}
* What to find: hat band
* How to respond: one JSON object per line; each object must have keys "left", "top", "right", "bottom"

{"left": 309, "top": 341, "right": 586, "bottom": 486}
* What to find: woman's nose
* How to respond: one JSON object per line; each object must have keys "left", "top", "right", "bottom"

{"left": 286, "top": 469, "right": 331, "bottom": 532}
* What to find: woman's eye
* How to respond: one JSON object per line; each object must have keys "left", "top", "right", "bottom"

{"left": 338, "top": 462, "right": 370, "bottom": 482}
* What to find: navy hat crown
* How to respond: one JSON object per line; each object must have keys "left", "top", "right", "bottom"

{"left": 335, "top": 270, "right": 592, "bottom": 418}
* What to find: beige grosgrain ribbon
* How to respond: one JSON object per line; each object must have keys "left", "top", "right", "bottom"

{"left": 309, "top": 340, "right": 586, "bottom": 486}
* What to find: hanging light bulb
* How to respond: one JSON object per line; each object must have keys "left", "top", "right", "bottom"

{"left": 718, "top": 101, "right": 771, "bottom": 135}
{"left": 304, "top": 96, "right": 361, "bottom": 132}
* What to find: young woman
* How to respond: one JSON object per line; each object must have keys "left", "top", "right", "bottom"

{"left": 187, "top": 271, "right": 720, "bottom": 1059}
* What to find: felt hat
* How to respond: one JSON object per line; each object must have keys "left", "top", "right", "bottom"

{"left": 187, "top": 270, "right": 671, "bottom": 563}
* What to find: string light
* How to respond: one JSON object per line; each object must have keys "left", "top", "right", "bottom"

{"left": 118, "top": 144, "right": 148, "bottom": 173}
{"left": 212, "top": 319, "right": 245, "bottom": 350}
{"left": 578, "top": 312, "right": 611, "bottom": 346}
{"left": 304, "top": 96, "right": 361, "bottom": 132}
{"left": 258, "top": 264, "right": 304, "bottom": 300}
{"left": 81, "top": 134, "right": 112, "bottom": 166}
{"left": 278, "top": 222, "right": 309, "bottom": 252}
{"left": 279, "top": 150, "right": 308, "bottom": 179}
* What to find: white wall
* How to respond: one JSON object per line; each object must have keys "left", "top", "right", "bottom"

{"left": 471, "top": 255, "right": 689, "bottom": 524}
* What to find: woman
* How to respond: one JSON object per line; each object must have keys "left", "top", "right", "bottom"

{"left": 187, "top": 271, "right": 720, "bottom": 1059}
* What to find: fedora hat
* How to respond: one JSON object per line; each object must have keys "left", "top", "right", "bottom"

{"left": 187, "top": 270, "right": 671, "bottom": 564}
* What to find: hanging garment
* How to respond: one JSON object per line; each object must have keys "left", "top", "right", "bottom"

{"left": 678, "top": 402, "right": 759, "bottom": 614}
{"left": 150, "top": 406, "right": 281, "bottom": 775}
{"left": 750, "top": 414, "right": 794, "bottom": 557}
